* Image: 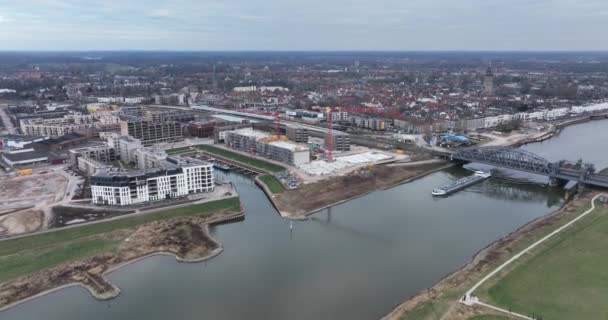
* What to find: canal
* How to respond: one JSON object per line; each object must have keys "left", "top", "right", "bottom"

{"left": 2, "top": 120, "right": 607, "bottom": 320}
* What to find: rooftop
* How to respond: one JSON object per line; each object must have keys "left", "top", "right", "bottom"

{"left": 231, "top": 128, "right": 271, "bottom": 139}
{"left": 269, "top": 140, "right": 309, "bottom": 152}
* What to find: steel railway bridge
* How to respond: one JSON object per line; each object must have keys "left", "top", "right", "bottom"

{"left": 443, "top": 146, "right": 608, "bottom": 188}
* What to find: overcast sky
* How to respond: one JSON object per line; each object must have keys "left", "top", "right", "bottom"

{"left": 1, "top": 0, "right": 607, "bottom": 51}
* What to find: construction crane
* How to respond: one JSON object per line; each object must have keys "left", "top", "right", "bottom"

{"left": 275, "top": 112, "right": 281, "bottom": 138}
{"left": 327, "top": 107, "right": 334, "bottom": 162}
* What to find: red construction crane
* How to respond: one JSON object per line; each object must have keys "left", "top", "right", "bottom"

{"left": 275, "top": 112, "right": 281, "bottom": 138}
{"left": 327, "top": 107, "right": 334, "bottom": 162}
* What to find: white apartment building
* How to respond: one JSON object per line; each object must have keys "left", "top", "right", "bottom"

{"left": 91, "top": 157, "right": 214, "bottom": 206}
{"left": 20, "top": 114, "right": 121, "bottom": 137}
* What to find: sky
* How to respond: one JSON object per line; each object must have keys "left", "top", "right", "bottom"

{"left": 0, "top": 0, "right": 608, "bottom": 51}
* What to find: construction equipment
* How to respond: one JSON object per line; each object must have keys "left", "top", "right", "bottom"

{"left": 18, "top": 168, "right": 33, "bottom": 175}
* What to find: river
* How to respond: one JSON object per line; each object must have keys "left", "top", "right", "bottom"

{"left": 2, "top": 120, "right": 607, "bottom": 320}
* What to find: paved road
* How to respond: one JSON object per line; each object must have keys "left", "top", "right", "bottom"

{"left": 0, "top": 105, "right": 17, "bottom": 134}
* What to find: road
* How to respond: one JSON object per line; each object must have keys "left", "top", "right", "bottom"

{"left": 0, "top": 104, "right": 17, "bottom": 135}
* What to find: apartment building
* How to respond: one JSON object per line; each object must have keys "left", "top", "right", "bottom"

{"left": 69, "top": 145, "right": 118, "bottom": 163}
{"left": 134, "top": 147, "right": 168, "bottom": 170}
{"left": 20, "top": 114, "right": 120, "bottom": 137}
{"left": 120, "top": 120, "right": 183, "bottom": 146}
{"left": 91, "top": 157, "right": 214, "bottom": 206}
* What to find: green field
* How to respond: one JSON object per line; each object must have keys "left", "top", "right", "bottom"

{"left": 166, "top": 147, "right": 194, "bottom": 155}
{"left": 259, "top": 174, "right": 285, "bottom": 194}
{"left": 480, "top": 201, "right": 608, "bottom": 320}
{"left": 0, "top": 197, "right": 241, "bottom": 283}
{"left": 193, "top": 145, "right": 286, "bottom": 173}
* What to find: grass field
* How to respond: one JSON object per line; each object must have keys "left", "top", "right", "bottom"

{"left": 480, "top": 201, "right": 608, "bottom": 320}
{"left": 0, "top": 197, "right": 241, "bottom": 283}
{"left": 166, "top": 147, "right": 194, "bottom": 155}
{"left": 259, "top": 174, "right": 285, "bottom": 194}
{"left": 193, "top": 145, "right": 286, "bottom": 173}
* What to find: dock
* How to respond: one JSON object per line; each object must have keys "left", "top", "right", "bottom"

{"left": 432, "top": 171, "right": 491, "bottom": 196}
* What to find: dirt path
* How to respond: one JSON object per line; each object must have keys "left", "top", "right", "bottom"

{"left": 383, "top": 193, "right": 597, "bottom": 320}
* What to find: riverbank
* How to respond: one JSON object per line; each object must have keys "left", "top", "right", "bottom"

{"left": 261, "top": 160, "right": 452, "bottom": 218}
{"left": 484, "top": 113, "right": 608, "bottom": 148}
{"left": 383, "top": 191, "right": 599, "bottom": 320}
{"left": 0, "top": 197, "right": 243, "bottom": 311}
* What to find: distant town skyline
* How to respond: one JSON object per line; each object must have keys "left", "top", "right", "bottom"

{"left": 1, "top": 0, "right": 608, "bottom": 51}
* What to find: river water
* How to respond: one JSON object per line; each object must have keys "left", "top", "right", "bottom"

{"left": 2, "top": 120, "right": 607, "bottom": 320}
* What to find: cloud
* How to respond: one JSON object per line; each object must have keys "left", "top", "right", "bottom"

{"left": 147, "top": 8, "right": 172, "bottom": 18}
{"left": 0, "top": 0, "right": 607, "bottom": 50}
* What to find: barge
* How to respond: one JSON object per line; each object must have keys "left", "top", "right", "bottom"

{"left": 432, "top": 171, "right": 492, "bottom": 196}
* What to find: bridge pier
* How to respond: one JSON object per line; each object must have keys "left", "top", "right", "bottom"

{"left": 549, "top": 177, "right": 568, "bottom": 187}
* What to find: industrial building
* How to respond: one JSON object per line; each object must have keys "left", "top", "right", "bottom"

{"left": 286, "top": 126, "right": 309, "bottom": 143}
{"left": 120, "top": 120, "right": 183, "bottom": 146}
{"left": 325, "top": 130, "right": 351, "bottom": 151}
{"left": 224, "top": 128, "right": 310, "bottom": 166}
{"left": 91, "top": 156, "right": 214, "bottom": 206}
{"left": 1, "top": 148, "right": 49, "bottom": 167}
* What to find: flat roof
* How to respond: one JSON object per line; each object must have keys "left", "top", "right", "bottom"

{"left": 2, "top": 150, "right": 49, "bottom": 162}
{"left": 269, "top": 140, "right": 309, "bottom": 152}
{"left": 212, "top": 114, "right": 257, "bottom": 123}
{"left": 230, "top": 128, "right": 271, "bottom": 139}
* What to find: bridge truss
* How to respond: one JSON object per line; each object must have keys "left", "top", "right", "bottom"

{"left": 452, "top": 147, "right": 555, "bottom": 176}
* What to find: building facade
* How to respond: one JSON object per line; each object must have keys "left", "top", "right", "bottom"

{"left": 120, "top": 120, "right": 183, "bottom": 146}
{"left": 224, "top": 128, "right": 309, "bottom": 166}
{"left": 20, "top": 114, "right": 120, "bottom": 137}
{"left": 286, "top": 126, "right": 309, "bottom": 143}
{"left": 91, "top": 157, "right": 214, "bottom": 206}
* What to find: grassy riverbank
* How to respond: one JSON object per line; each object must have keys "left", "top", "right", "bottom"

{"left": 385, "top": 193, "right": 600, "bottom": 320}
{"left": 0, "top": 197, "right": 241, "bottom": 283}
{"left": 477, "top": 196, "right": 608, "bottom": 320}
{"left": 259, "top": 174, "right": 285, "bottom": 194}
{"left": 193, "top": 145, "right": 286, "bottom": 173}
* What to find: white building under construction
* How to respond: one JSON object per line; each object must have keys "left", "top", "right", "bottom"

{"left": 223, "top": 128, "right": 310, "bottom": 167}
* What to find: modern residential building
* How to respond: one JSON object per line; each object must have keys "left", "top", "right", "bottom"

{"left": 91, "top": 156, "right": 214, "bottom": 206}
{"left": 20, "top": 114, "right": 121, "bottom": 137}
{"left": 120, "top": 120, "right": 183, "bottom": 146}
{"left": 77, "top": 156, "right": 112, "bottom": 176}
{"left": 69, "top": 145, "right": 118, "bottom": 163}
{"left": 224, "top": 128, "right": 309, "bottom": 166}
{"left": 134, "top": 147, "right": 168, "bottom": 170}
{"left": 145, "top": 110, "right": 196, "bottom": 123}
{"left": 108, "top": 135, "right": 144, "bottom": 162}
